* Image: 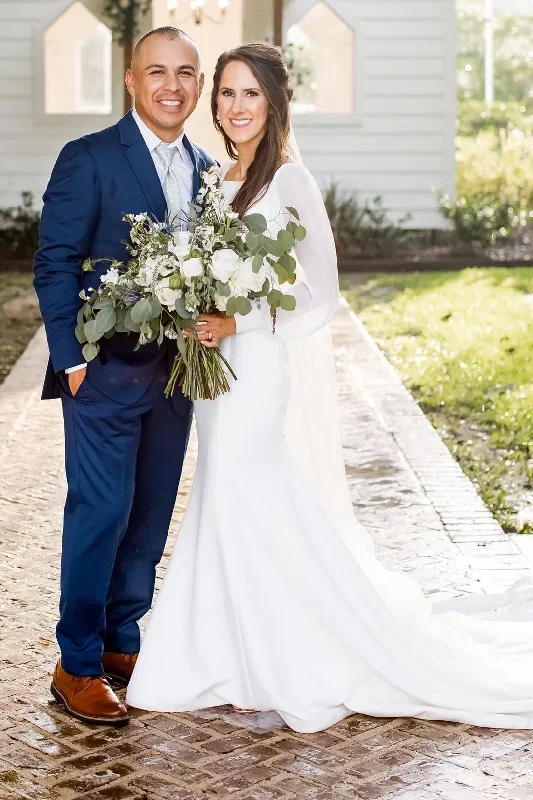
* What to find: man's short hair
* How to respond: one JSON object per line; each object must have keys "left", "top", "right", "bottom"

{"left": 132, "top": 27, "right": 196, "bottom": 67}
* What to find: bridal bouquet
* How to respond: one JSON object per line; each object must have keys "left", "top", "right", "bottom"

{"left": 77, "top": 165, "right": 306, "bottom": 400}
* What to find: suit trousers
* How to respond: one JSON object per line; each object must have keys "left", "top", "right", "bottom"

{"left": 56, "top": 366, "right": 192, "bottom": 676}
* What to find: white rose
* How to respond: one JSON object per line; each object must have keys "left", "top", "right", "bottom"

{"left": 233, "top": 256, "right": 266, "bottom": 293}
{"left": 154, "top": 278, "right": 182, "bottom": 309}
{"left": 181, "top": 257, "right": 204, "bottom": 280}
{"left": 210, "top": 248, "right": 241, "bottom": 282}
{"left": 168, "top": 231, "right": 191, "bottom": 260}
{"left": 136, "top": 265, "right": 155, "bottom": 287}
{"left": 203, "top": 167, "right": 221, "bottom": 189}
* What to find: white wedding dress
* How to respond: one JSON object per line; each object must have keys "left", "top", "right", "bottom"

{"left": 127, "top": 163, "right": 533, "bottom": 733}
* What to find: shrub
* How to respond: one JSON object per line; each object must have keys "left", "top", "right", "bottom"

{"left": 323, "top": 184, "right": 412, "bottom": 260}
{"left": 0, "top": 192, "right": 40, "bottom": 259}
{"left": 438, "top": 194, "right": 531, "bottom": 252}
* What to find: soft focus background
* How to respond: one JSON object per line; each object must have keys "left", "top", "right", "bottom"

{"left": 2, "top": 0, "right": 533, "bottom": 535}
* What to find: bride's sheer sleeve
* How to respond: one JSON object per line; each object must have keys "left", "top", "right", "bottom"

{"left": 235, "top": 163, "right": 339, "bottom": 340}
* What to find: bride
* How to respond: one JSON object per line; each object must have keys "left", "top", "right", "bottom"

{"left": 126, "top": 43, "right": 533, "bottom": 733}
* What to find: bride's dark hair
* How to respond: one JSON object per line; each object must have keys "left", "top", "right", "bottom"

{"left": 211, "top": 43, "right": 293, "bottom": 218}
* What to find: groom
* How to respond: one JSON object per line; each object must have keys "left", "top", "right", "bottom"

{"left": 33, "top": 27, "right": 213, "bottom": 725}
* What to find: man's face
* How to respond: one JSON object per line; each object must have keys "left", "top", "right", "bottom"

{"left": 126, "top": 35, "right": 204, "bottom": 141}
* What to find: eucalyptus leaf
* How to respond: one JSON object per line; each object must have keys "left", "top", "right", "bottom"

{"left": 278, "top": 253, "right": 296, "bottom": 273}
{"left": 286, "top": 220, "right": 298, "bottom": 235}
{"left": 103, "top": 328, "right": 115, "bottom": 339}
{"left": 294, "top": 224, "right": 307, "bottom": 241}
{"left": 176, "top": 329, "right": 188, "bottom": 362}
{"left": 252, "top": 254, "right": 264, "bottom": 274}
{"left": 243, "top": 213, "right": 268, "bottom": 234}
{"left": 82, "top": 342, "right": 99, "bottom": 361}
{"left": 267, "top": 289, "right": 282, "bottom": 308}
{"left": 261, "top": 236, "right": 285, "bottom": 257}
{"left": 277, "top": 229, "right": 294, "bottom": 251}
{"left": 246, "top": 231, "right": 259, "bottom": 251}
{"left": 131, "top": 298, "right": 155, "bottom": 325}
{"left": 93, "top": 297, "right": 113, "bottom": 310}
{"left": 274, "top": 263, "right": 289, "bottom": 283}
{"left": 95, "top": 306, "right": 116, "bottom": 335}
{"left": 149, "top": 298, "right": 162, "bottom": 318}
{"left": 157, "top": 325, "right": 165, "bottom": 346}
{"left": 222, "top": 227, "right": 237, "bottom": 242}
{"left": 216, "top": 280, "right": 231, "bottom": 297}
{"left": 286, "top": 272, "right": 297, "bottom": 285}
{"left": 175, "top": 295, "right": 190, "bottom": 318}
{"left": 280, "top": 294, "right": 297, "bottom": 311}
{"left": 77, "top": 307, "right": 85, "bottom": 329}
{"left": 236, "top": 296, "right": 252, "bottom": 316}
{"left": 225, "top": 296, "right": 239, "bottom": 316}
{"left": 124, "top": 308, "right": 141, "bottom": 333}
{"left": 75, "top": 325, "right": 87, "bottom": 344}
{"left": 261, "top": 278, "right": 270, "bottom": 294}
{"left": 115, "top": 309, "right": 128, "bottom": 333}
{"left": 285, "top": 206, "right": 300, "bottom": 220}
{"left": 83, "top": 319, "right": 100, "bottom": 344}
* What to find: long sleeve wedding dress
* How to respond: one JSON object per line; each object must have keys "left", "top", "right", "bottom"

{"left": 126, "top": 163, "right": 533, "bottom": 733}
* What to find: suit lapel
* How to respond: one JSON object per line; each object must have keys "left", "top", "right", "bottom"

{"left": 118, "top": 111, "right": 167, "bottom": 221}
{"left": 183, "top": 134, "right": 202, "bottom": 199}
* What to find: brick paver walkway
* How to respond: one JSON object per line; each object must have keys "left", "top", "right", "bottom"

{"left": 1, "top": 301, "right": 532, "bottom": 800}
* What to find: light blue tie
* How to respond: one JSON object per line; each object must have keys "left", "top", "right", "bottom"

{"left": 155, "top": 142, "right": 184, "bottom": 229}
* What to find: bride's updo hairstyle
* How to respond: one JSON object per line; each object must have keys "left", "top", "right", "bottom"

{"left": 211, "top": 43, "right": 293, "bottom": 218}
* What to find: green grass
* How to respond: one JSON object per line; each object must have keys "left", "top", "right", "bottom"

{"left": 341, "top": 267, "right": 533, "bottom": 533}
{"left": 0, "top": 271, "right": 41, "bottom": 385}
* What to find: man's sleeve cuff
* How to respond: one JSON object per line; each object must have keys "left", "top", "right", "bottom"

{"left": 65, "top": 363, "right": 87, "bottom": 374}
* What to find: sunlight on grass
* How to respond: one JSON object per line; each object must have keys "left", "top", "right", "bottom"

{"left": 341, "top": 268, "right": 533, "bottom": 533}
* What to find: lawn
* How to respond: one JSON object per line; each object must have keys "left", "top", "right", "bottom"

{"left": 0, "top": 271, "right": 41, "bottom": 385}
{"left": 341, "top": 267, "right": 533, "bottom": 534}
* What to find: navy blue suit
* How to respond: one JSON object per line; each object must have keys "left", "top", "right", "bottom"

{"left": 34, "top": 111, "right": 214, "bottom": 675}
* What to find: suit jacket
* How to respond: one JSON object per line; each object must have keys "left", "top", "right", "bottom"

{"left": 34, "top": 110, "right": 214, "bottom": 409}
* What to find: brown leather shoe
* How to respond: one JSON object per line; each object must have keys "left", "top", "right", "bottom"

{"left": 51, "top": 660, "right": 129, "bottom": 726}
{"left": 102, "top": 651, "right": 138, "bottom": 686}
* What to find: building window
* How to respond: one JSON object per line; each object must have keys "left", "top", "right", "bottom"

{"left": 287, "top": 1, "right": 354, "bottom": 114}
{"left": 45, "top": 1, "right": 112, "bottom": 115}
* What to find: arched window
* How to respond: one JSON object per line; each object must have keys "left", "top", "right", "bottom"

{"left": 287, "top": 1, "right": 354, "bottom": 115}
{"left": 45, "top": 1, "right": 112, "bottom": 115}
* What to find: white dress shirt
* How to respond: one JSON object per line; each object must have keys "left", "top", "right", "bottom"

{"left": 66, "top": 110, "right": 195, "bottom": 375}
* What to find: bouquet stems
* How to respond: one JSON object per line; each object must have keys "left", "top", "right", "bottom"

{"left": 165, "top": 336, "right": 238, "bottom": 401}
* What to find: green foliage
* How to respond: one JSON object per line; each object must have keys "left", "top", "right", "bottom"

{"left": 342, "top": 267, "right": 533, "bottom": 533}
{"left": 440, "top": 127, "right": 533, "bottom": 250}
{"left": 0, "top": 192, "right": 40, "bottom": 260}
{"left": 458, "top": 100, "right": 533, "bottom": 138}
{"left": 323, "top": 184, "right": 412, "bottom": 260}
{"left": 457, "top": 4, "right": 533, "bottom": 105}
{"left": 102, "top": 0, "right": 150, "bottom": 45}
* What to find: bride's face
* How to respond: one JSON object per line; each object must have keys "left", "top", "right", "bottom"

{"left": 216, "top": 61, "right": 269, "bottom": 148}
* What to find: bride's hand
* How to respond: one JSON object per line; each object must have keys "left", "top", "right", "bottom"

{"left": 185, "top": 314, "right": 237, "bottom": 347}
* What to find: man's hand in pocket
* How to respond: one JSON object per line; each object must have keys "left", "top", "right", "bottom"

{"left": 68, "top": 367, "right": 87, "bottom": 397}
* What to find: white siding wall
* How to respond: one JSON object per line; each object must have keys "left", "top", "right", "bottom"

{"left": 0, "top": 0, "right": 126, "bottom": 208}
{"left": 287, "top": 0, "right": 457, "bottom": 229}
{"left": 0, "top": 0, "right": 456, "bottom": 229}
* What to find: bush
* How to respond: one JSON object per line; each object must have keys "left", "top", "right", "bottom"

{"left": 458, "top": 100, "right": 533, "bottom": 138}
{"left": 438, "top": 194, "right": 531, "bottom": 252}
{"left": 0, "top": 192, "right": 40, "bottom": 260}
{"left": 323, "top": 184, "right": 412, "bottom": 260}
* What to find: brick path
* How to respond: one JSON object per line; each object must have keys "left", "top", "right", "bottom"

{"left": 1, "top": 301, "right": 532, "bottom": 800}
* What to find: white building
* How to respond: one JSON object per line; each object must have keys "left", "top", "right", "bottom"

{"left": 0, "top": 0, "right": 456, "bottom": 228}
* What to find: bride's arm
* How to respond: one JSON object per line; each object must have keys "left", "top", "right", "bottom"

{"left": 235, "top": 163, "right": 338, "bottom": 339}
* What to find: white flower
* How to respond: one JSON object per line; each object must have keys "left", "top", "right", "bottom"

{"left": 203, "top": 167, "right": 221, "bottom": 189}
{"left": 181, "top": 257, "right": 204, "bottom": 280}
{"left": 136, "top": 265, "right": 155, "bottom": 287}
{"left": 134, "top": 213, "right": 147, "bottom": 222}
{"left": 210, "top": 248, "right": 241, "bottom": 282}
{"left": 168, "top": 231, "right": 191, "bottom": 260}
{"left": 101, "top": 267, "right": 120, "bottom": 286}
{"left": 214, "top": 293, "right": 228, "bottom": 312}
{"left": 154, "top": 278, "right": 183, "bottom": 309}
{"left": 233, "top": 256, "right": 266, "bottom": 293}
